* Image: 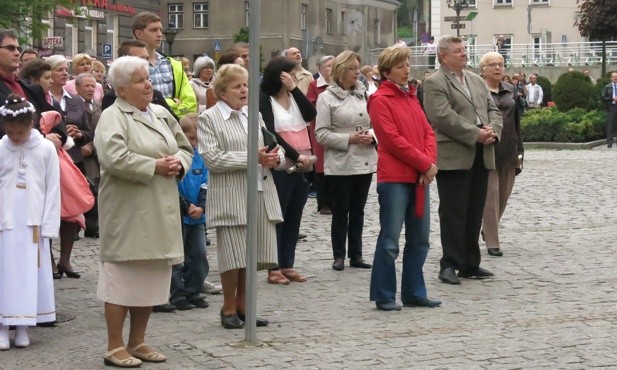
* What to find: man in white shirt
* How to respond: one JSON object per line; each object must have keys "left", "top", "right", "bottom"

{"left": 525, "top": 73, "right": 543, "bottom": 109}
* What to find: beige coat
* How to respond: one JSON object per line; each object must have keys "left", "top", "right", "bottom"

{"left": 94, "top": 98, "right": 193, "bottom": 262}
{"left": 423, "top": 67, "right": 503, "bottom": 170}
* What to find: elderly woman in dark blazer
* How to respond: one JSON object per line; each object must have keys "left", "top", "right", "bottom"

{"left": 259, "top": 57, "right": 317, "bottom": 285}
{"left": 479, "top": 52, "right": 524, "bottom": 257}
{"left": 94, "top": 56, "right": 193, "bottom": 367}
{"left": 198, "top": 64, "right": 282, "bottom": 329}
{"left": 47, "top": 54, "right": 94, "bottom": 279}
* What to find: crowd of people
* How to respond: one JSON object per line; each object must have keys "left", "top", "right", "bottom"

{"left": 0, "top": 13, "right": 534, "bottom": 366}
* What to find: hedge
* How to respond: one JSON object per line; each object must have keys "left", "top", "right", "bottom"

{"left": 521, "top": 107, "right": 606, "bottom": 142}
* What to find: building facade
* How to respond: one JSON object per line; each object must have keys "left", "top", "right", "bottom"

{"left": 38, "top": 0, "right": 160, "bottom": 60}
{"left": 160, "top": 0, "right": 400, "bottom": 71}
{"left": 433, "top": 0, "right": 583, "bottom": 47}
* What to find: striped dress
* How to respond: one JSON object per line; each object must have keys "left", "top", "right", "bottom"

{"left": 197, "top": 102, "right": 282, "bottom": 272}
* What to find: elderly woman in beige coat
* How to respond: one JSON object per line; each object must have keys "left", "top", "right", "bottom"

{"left": 198, "top": 64, "right": 282, "bottom": 330}
{"left": 315, "top": 50, "right": 377, "bottom": 272}
{"left": 94, "top": 56, "right": 192, "bottom": 368}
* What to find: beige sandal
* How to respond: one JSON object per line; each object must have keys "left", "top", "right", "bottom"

{"left": 267, "top": 270, "right": 290, "bottom": 285}
{"left": 127, "top": 343, "right": 167, "bottom": 363}
{"left": 281, "top": 268, "right": 307, "bottom": 282}
{"left": 104, "top": 346, "right": 142, "bottom": 368}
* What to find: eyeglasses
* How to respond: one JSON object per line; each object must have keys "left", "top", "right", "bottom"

{"left": 0, "top": 45, "right": 22, "bottom": 53}
{"left": 486, "top": 62, "right": 504, "bottom": 68}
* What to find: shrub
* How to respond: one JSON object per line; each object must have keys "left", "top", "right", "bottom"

{"left": 535, "top": 75, "right": 552, "bottom": 106}
{"left": 521, "top": 107, "right": 606, "bottom": 142}
{"left": 552, "top": 71, "right": 598, "bottom": 112}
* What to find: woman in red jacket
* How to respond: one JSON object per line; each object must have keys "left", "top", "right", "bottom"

{"left": 367, "top": 46, "right": 441, "bottom": 311}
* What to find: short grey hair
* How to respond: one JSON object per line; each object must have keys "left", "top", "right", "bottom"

{"left": 437, "top": 35, "right": 463, "bottom": 62}
{"left": 75, "top": 73, "right": 96, "bottom": 87}
{"left": 0, "top": 29, "right": 18, "bottom": 46}
{"left": 46, "top": 55, "right": 69, "bottom": 71}
{"left": 192, "top": 56, "right": 216, "bottom": 76}
{"left": 317, "top": 55, "right": 335, "bottom": 69}
{"left": 108, "top": 56, "right": 149, "bottom": 92}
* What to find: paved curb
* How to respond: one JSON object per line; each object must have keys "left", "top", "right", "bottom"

{"left": 524, "top": 139, "right": 606, "bottom": 150}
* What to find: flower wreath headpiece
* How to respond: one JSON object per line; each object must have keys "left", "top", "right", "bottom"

{"left": 0, "top": 96, "right": 36, "bottom": 118}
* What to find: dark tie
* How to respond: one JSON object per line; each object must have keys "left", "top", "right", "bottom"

{"left": 86, "top": 100, "right": 93, "bottom": 112}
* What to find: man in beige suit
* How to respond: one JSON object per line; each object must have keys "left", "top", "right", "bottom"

{"left": 423, "top": 36, "right": 503, "bottom": 285}
{"left": 283, "top": 47, "right": 313, "bottom": 95}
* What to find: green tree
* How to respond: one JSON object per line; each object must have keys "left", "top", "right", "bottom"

{"left": 0, "top": 0, "right": 75, "bottom": 47}
{"left": 232, "top": 27, "right": 249, "bottom": 43}
{"left": 576, "top": 0, "right": 617, "bottom": 75}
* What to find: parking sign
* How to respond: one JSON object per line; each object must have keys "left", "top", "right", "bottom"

{"left": 102, "top": 44, "right": 112, "bottom": 59}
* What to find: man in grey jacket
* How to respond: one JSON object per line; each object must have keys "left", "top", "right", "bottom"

{"left": 423, "top": 36, "right": 503, "bottom": 285}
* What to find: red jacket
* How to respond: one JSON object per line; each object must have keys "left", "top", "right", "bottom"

{"left": 306, "top": 79, "right": 328, "bottom": 173}
{"left": 368, "top": 80, "right": 436, "bottom": 216}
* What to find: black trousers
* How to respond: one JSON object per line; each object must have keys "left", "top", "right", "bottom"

{"left": 313, "top": 172, "right": 334, "bottom": 212}
{"left": 436, "top": 145, "right": 489, "bottom": 271}
{"left": 328, "top": 173, "right": 373, "bottom": 260}
{"left": 607, "top": 104, "right": 617, "bottom": 145}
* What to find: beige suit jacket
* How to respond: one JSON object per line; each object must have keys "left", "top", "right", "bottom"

{"left": 423, "top": 67, "right": 503, "bottom": 170}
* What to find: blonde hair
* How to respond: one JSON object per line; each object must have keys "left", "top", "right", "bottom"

{"left": 330, "top": 50, "right": 361, "bottom": 86}
{"left": 92, "top": 60, "right": 106, "bottom": 73}
{"left": 179, "top": 112, "right": 198, "bottom": 133}
{"left": 479, "top": 51, "right": 504, "bottom": 70}
{"left": 72, "top": 53, "right": 92, "bottom": 73}
{"left": 377, "top": 46, "right": 410, "bottom": 80}
{"left": 212, "top": 64, "right": 248, "bottom": 100}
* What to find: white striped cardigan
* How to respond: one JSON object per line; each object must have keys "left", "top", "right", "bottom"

{"left": 197, "top": 105, "right": 283, "bottom": 228}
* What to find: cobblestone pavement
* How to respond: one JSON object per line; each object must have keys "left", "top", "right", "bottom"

{"left": 3, "top": 148, "right": 617, "bottom": 369}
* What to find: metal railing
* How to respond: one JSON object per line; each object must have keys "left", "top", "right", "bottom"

{"left": 368, "top": 41, "right": 617, "bottom": 69}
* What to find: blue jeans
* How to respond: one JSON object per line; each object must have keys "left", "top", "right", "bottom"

{"left": 370, "top": 183, "right": 431, "bottom": 304}
{"left": 170, "top": 223, "right": 209, "bottom": 304}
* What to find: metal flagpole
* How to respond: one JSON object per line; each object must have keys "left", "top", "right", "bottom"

{"left": 245, "top": 0, "right": 261, "bottom": 343}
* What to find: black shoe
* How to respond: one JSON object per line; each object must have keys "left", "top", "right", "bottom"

{"left": 376, "top": 301, "right": 402, "bottom": 311}
{"left": 609, "top": 143, "right": 613, "bottom": 148}
{"left": 237, "top": 314, "right": 269, "bottom": 327}
{"left": 403, "top": 297, "right": 442, "bottom": 308}
{"left": 174, "top": 299, "right": 196, "bottom": 311}
{"left": 153, "top": 303, "right": 176, "bottom": 313}
{"left": 297, "top": 233, "right": 307, "bottom": 240}
{"left": 332, "top": 258, "right": 344, "bottom": 271}
{"left": 349, "top": 259, "right": 372, "bottom": 269}
{"left": 220, "top": 311, "right": 244, "bottom": 329}
{"left": 52, "top": 271, "right": 62, "bottom": 280}
{"left": 57, "top": 264, "right": 81, "bottom": 279}
{"left": 438, "top": 268, "right": 461, "bottom": 285}
{"left": 487, "top": 248, "right": 503, "bottom": 257}
{"left": 188, "top": 297, "right": 209, "bottom": 309}
{"left": 84, "top": 229, "right": 99, "bottom": 238}
{"left": 458, "top": 267, "right": 494, "bottom": 279}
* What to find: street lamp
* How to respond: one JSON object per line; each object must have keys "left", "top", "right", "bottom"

{"left": 446, "top": 0, "right": 469, "bottom": 37}
{"left": 164, "top": 22, "right": 178, "bottom": 56}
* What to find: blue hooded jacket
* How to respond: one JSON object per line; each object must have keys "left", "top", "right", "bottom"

{"left": 178, "top": 147, "right": 208, "bottom": 225}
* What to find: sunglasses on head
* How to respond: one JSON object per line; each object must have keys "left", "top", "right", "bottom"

{"left": 0, "top": 45, "right": 22, "bottom": 53}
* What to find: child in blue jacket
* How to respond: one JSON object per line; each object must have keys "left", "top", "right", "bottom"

{"left": 169, "top": 113, "right": 211, "bottom": 310}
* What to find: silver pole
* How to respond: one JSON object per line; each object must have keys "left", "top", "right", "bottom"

{"left": 245, "top": 0, "right": 261, "bottom": 343}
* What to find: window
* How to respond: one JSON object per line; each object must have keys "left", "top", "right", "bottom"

{"left": 194, "top": 2, "right": 209, "bottom": 29}
{"left": 374, "top": 18, "right": 381, "bottom": 44}
{"left": 245, "top": 1, "right": 250, "bottom": 27}
{"left": 493, "top": 0, "right": 512, "bottom": 5}
{"left": 301, "top": 4, "right": 307, "bottom": 31}
{"left": 84, "top": 20, "right": 96, "bottom": 55}
{"left": 341, "top": 11, "right": 346, "bottom": 35}
{"left": 65, "top": 23, "right": 77, "bottom": 58}
{"left": 466, "top": 0, "right": 477, "bottom": 7}
{"left": 106, "top": 14, "right": 118, "bottom": 60}
{"left": 326, "top": 8, "right": 332, "bottom": 35}
{"left": 168, "top": 4, "right": 184, "bottom": 29}
{"left": 530, "top": 0, "right": 549, "bottom": 4}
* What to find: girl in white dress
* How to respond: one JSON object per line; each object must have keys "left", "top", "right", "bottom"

{"left": 0, "top": 94, "right": 61, "bottom": 350}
